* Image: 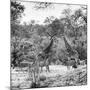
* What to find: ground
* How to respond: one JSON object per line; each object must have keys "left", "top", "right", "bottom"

{"left": 11, "top": 65, "right": 87, "bottom": 89}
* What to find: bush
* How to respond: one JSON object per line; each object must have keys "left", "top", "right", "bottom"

{"left": 76, "top": 46, "right": 87, "bottom": 60}
{"left": 39, "top": 75, "right": 46, "bottom": 81}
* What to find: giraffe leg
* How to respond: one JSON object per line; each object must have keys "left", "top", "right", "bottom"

{"left": 67, "top": 65, "right": 71, "bottom": 70}
{"left": 46, "top": 65, "right": 50, "bottom": 72}
{"left": 40, "top": 67, "right": 43, "bottom": 72}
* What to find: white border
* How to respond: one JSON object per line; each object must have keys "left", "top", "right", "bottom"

{"left": 0, "top": 0, "right": 89, "bottom": 90}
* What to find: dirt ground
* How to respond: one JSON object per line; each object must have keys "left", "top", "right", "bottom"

{"left": 11, "top": 65, "right": 87, "bottom": 89}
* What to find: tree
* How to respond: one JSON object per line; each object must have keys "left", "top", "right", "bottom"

{"left": 34, "top": 2, "right": 53, "bottom": 10}
{"left": 11, "top": 37, "right": 23, "bottom": 68}
{"left": 11, "top": 0, "right": 25, "bottom": 24}
{"left": 11, "top": 0, "right": 25, "bottom": 37}
{"left": 44, "top": 16, "right": 55, "bottom": 24}
{"left": 61, "top": 7, "right": 87, "bottom": 61}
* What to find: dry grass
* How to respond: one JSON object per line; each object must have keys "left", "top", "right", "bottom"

{"left": 11, "top": 65, "right": 87, "bottom": 89}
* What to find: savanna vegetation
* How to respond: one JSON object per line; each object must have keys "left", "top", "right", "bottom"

{"left": 11, "top": 1, "right": 87, "bottom": 89}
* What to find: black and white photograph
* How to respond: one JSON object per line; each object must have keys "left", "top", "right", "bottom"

{"left": 11, "top": 0, "right": 87, "bottom": 89}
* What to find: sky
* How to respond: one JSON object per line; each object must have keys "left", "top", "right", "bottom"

{"left": 19, "top": 1, "right": 83, "bottom": 25}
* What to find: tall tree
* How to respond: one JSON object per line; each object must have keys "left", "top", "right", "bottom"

{"left": 61, "top": 7, "right": 87, "bottom": 60}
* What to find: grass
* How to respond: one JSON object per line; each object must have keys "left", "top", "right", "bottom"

{"left": 11, "top": 65, "right": 87, "bottom": 89}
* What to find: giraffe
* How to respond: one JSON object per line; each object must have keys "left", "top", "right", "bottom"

{"left": 38, "top": 37, "right": 54, "bottom": 72}
{"left": 38, "top": 54, "right": 50, "bottom": 72}
{"left": 62, "top": 35, "right": 79, "bottom": 69}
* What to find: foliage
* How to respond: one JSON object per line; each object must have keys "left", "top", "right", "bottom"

{"left": 48, "top": 19, "right": 64, "bottom": 37}
{"left": 75, "top": 43, "right": 87, "bottom": 60}
{"left": 60, "top": 7, "right": 87, "bottom": 61}
{"left": 34, "top": 2, "right": 53, "bottom": 10}
{"left": 11, "top": 0, "right": 25, "bottom": 23}
{"left": 11, "top": 2, "right": 87, "bottom": 87}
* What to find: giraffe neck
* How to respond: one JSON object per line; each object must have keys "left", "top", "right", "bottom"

{"left": 62, "top": 35, "right": 67, "bottom": 45}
